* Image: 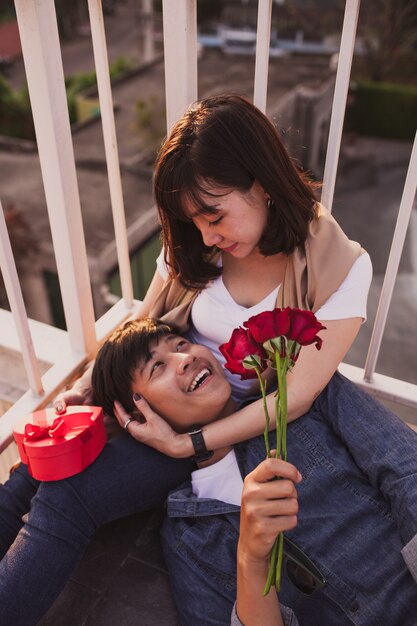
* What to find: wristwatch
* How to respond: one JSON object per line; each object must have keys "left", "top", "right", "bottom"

{"left": 188, "top": 425, "right": 214, "bottom": 463}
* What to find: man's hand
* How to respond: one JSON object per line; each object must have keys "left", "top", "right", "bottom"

{"left": 236, "top": 458, "right": 302, "bottom": 626}
{"left": 238, "top": 457, "right": 302, "bottom": 565}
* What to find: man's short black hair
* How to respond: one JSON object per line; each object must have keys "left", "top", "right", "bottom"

{"left": 92, "top": 318, "right": 175, "bottom": 418}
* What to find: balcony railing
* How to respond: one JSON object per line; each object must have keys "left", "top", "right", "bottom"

{"left": 0, "top": 0, "right": 416, "bottom": 472}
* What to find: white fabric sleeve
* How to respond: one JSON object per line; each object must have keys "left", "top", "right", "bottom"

{"left": 231, "top": 602, "right": 300, "bottom": 626}
{"left": 315, "top": 252, "right": 372, "bottom": 322}
{"left": 156, "top": 248, "right": 169, "bottom": 281}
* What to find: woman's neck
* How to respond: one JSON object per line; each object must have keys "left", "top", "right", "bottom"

{"left": 221, "top": 251, "right": 288, "bottom": 308}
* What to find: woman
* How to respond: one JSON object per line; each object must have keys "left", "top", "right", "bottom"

{"left": 0, "top": 94, "right": 371, "bottom": 625}
{"left": 114, "top": 93, "right": 371, "bottom": 456}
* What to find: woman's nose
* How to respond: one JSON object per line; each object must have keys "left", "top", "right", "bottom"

{"left": 198, "top": 222, "right": 222, "bottom": 247}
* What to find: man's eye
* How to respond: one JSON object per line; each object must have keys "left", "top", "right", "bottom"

{"left": 150, "top": 361, "right": 163, "bottom": 376}
{"left": 176, "top": 340, "right": 188, "bottom": 351}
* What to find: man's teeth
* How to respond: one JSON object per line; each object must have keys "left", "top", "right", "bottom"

{"left": 188, "top": 368, "right": 210, "bottom": 392}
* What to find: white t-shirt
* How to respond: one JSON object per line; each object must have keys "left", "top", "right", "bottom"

{"left": 156, "top": 250, "right": 372, "bottom": 402}
{"left": 156, "top": 250, "right": 372, "bottom": 504}
{"left": 191, "top": 448, "right": 243, "bottom": 506}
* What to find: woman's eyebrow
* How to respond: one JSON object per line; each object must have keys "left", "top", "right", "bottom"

{"left": 187, "top": 204, "right": 220, "bottom": 219}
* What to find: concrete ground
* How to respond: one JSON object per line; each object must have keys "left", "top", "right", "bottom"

{"left": 38, "top": 508, "right": 179, "bottom": 626}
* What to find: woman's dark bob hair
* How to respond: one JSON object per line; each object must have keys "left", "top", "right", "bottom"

{"left": 154, "top": 94, "right": 318, "bottom": 289}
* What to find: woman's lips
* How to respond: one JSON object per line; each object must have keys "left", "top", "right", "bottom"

{"left": 219, "top": 243, "right": 238, "bottom": 253}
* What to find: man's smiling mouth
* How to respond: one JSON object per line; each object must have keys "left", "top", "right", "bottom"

{"left": 187, "top": 368, "right": 211, "bottom": 392}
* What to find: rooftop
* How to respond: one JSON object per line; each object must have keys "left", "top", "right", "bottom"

{"left": 0, "top": 1, "right": 416, "bottom": 623}
{"left": 39, "top": 508, "right": 179, "bottom": 626}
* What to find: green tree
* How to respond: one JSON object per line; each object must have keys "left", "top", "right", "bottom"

{"left": 357, "top": 0, "right": 417, "bottom": 82}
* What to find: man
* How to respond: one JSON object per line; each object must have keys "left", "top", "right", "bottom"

{"left": 94, "top": 318, "right": 417, "bottom": 626}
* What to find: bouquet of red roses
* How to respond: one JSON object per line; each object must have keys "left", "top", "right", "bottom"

{"left": 219, "top": 307, "right": 326, "bottom": 594}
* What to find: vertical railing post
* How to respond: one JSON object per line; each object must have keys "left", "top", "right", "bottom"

{"left": 253, "top": 0, "right": 272, "bottom": 112}
{"left": 14, "top": 0, "right": 97, "bottom": 358}
{"left": 142, "top": 0, "right": 155, "bottom": 62}
{"left": 87, "top": 0, "right": 134, "bottom": 309}
{"left": 364, "top": 133, "right": 417, "bottom": 381}
{"left": 0, "top": 201, "right": 44, "bottom": 395}
{"left": 321, "top": 0, "right": 360, "bottom": 212}
{"left": 162, "top": 0, "right": 198, "bottom": 133}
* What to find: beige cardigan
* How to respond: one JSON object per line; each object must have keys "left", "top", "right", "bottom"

{"left": 149, "top": 208, "right": 363, "bottom": 333}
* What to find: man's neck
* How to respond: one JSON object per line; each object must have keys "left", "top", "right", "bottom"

{"left": 196, "top": 396, "right": 237, "bottom": 469}
{"left": 196, "top": 445, "right": 232, "bottom": 469}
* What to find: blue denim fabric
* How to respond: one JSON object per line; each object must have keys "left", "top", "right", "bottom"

{"left": 0, "top": 432, "right": 193, "bottom": 626}
{"left": 161, "top": 373, "right": 417, "bottom": 626}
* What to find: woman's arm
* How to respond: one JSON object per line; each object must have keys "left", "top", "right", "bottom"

{"left": 236, "top": 458, "right": 301, "bottom": 626}
{"left": 137, "top": 269, "right": 166, "bottom": 318}
{"left": 200, "top": 317, "right": 362, "bottom": 452}
{"left": 118, "top": 317, "right": 361, "bottom": 458}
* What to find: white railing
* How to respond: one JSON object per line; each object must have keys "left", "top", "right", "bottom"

{"left": 0, "top": 0, "right": 416, "bottom": 465}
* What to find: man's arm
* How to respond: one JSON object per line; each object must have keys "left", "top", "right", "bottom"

{"left": 314, "top": 372, "right": 417, "bottom": 549}
{"left": 235, "top": 458, "right": 302, "bottom": 626}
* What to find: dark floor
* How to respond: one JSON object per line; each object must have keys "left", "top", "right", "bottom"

{"left": 38, "top": 508, "right": 179, "bottom": 626}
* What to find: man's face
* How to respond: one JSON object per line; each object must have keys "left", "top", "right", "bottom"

{"left": 131, "top": 335, "right": 232, "bottom": 432}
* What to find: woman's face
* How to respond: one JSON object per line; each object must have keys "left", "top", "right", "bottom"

{"left": 184, "top": 180, "right": 269, "bottom": 259}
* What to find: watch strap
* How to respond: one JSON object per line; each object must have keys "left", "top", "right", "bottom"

{"left": 188, "top": 426, "right": 213, "bottom": 463}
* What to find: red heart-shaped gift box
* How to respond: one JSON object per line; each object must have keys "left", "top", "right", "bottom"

{"left": 13, "top": 406, "right": 107, "bottom": 481}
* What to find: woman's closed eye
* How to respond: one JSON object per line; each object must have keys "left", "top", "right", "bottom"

{"left": 208, "top": 215, "right": 223, "bottom": 227}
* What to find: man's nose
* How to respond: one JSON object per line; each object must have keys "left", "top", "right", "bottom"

{"left": 176, "top": 353, "right": 195, "bottom": 375}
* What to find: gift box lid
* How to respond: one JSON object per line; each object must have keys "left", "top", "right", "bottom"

{"left": 12, "top": 406, "right": 107, "bottom": 480}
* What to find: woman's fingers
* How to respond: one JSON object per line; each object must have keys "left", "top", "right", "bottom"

{"left": 114, "top": 400, "right": 134, "bottom": 428}
{"left": 53, "top": 376, "right": 94, "bottom": 412}
{"left": 53, "top": 390, "right": 86, "bottom": 413}
{"left": 113, "top": 398, "right": 180, "bottom": 457}
{"left": 53, "top": 397, "right": 67, "bottom": 414}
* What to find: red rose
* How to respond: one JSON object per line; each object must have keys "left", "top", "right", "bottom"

{"left": 244, "top": 308, "right": 291, "bottom": 344}
{"left": 288, "top": 309, "right": 326, "bottom": 349}
{"left": 219, "top": 327, "right": 267, "bottom": 380}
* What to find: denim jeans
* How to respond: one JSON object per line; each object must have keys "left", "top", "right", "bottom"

{"left": 0, "top": 432, "right": 193, "bottom": 626}
{"left": 161, "top": 373, "right": 417, "bottom": 626}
